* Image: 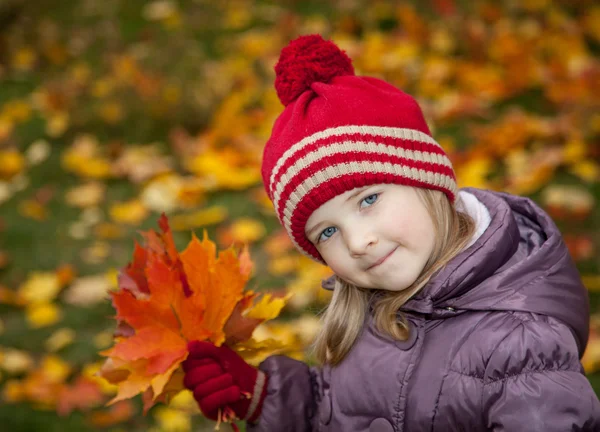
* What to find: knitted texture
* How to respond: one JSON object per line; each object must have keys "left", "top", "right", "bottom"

{"left": 262, "top": 34, "right": 458, "bottom": 263}
{"left": 183, "top": 341, "right": 268, "bottom": 424}
{"left": 275, "top": 34, "right": 354, "bottom": 106}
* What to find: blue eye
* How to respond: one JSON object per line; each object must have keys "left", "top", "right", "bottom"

{"left": 360, "top": 194, "right": 378, "bottom": 208}
{"left": 318, "top": 227, "right": 337, "bottom": 243}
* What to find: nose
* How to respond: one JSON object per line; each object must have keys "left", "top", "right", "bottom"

{"left": 345, "top": 226, "right": 378, "bottom": 257}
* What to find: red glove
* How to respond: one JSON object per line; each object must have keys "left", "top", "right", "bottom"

{"left": 183, "top": 341, "right": 268, "bottom": 424}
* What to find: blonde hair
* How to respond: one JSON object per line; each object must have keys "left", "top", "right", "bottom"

{"left": 312, "top": 188, "right": 476, "bottom": 366}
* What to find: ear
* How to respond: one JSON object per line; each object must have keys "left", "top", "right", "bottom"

{"left": 321, "top": 274, "right": 336, "bottom": 291}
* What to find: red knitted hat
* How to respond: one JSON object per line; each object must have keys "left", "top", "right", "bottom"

{"left": 262, "top": 35, "right": 457, "bottom": 263}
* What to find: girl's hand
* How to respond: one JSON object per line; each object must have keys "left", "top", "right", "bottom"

{"left": 183, "top": 341, "right": 268, "bottom": 424}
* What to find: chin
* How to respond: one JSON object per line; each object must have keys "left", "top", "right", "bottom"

{"left": 378, "top": 277, "right": 414, "bottom": 292}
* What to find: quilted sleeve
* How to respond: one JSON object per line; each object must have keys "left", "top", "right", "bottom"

{"left": 246, "top": 355, "right": 326, "bottom": 432}
{"left": 482, "top": 318, "right": 600, "bottom": 431}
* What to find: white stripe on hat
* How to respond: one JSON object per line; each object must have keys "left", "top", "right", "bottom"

{"left": 268, "top": 125, "right": 443, "bottom": 197}
{"left": 272, "top": 140, "right": 453, "bottom": 213}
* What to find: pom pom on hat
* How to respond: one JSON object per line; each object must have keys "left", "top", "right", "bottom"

{"left": 274, "top": 34, "right": 355, "bottom": 106}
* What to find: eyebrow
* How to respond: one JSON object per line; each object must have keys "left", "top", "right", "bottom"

{"left": 305, "top": 186, "right": 370, "bottom": 239}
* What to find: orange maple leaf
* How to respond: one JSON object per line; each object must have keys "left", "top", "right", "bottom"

{"left": 98, "top": 214, "right": 289, "bottom": 418}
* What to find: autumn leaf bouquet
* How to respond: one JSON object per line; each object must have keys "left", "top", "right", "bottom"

{"left": 98, "top": 215, "right": 289, "bottom": 426}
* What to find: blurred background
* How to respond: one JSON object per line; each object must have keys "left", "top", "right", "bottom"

{"left": 0, "top": 0, "right": 598, "bottom": 430}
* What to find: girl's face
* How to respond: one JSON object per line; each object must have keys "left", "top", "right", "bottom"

{"left": 305, "top": 184, "right": 436, "bottom": 292}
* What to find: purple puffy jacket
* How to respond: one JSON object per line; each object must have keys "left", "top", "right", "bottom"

{"left": 248, "top": 188, "right": 600, "bottom": 432}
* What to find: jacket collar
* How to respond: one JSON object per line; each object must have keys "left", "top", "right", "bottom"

{"left": 401, "top": 188, "right": 520, "bottom": 316}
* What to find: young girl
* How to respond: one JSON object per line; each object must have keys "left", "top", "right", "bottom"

{"left": 182, "top": 35, "right": 600, "bottom": 431}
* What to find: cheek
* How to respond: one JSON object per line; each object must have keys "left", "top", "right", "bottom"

{"left": 321, "top": 253, "right": 344, "bottom": 273}
{"left": 387, "top": 213, "right": 435, "bottom": 255}
{"left": 320, "top": 250, "right": 352, "bottom": 277}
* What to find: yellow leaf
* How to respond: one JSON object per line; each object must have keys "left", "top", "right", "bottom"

{"left": 40, "top": 355, "right": 71, "bottom": 383}
{"left": 0, "top": 348, "right": 34, "bottom": 374}
{"left": 112, "top": 55, "right": 140, "bottom": 84}
{"left": 94, "top": 222, "right": 126, "bottom": 239}
{"left": 234, "top": 338, "right": 289, "bottom": 364}
{"left": 92, "top": 78, "right": 116, "bottom": 98}
{"left": 163, "top": 10, "right": 182, "bottom": 30}
{"left": 169, "top": 206, "right": 228, "bottom": 231}
{"left": 228, "top": 218, "right": 266, "bottom": 243}
{"left": 94, "top": 331, "right": 114, "bottom": 350}
{"left": 82, "top": 242, "right": 112, "bottom": 265}
{"left": 2, "top": 100, "right": 32, "bottom": 123}
{"left": 150, "top": 361, "right": 180, "bottom": 399}
{"left": 45, "top": 328, "right": 76, "bottom": 352}
{"left": 70, "top": 63, "right": 91, "bottom": 85}
{"left": 0, "top": 150, "right": 25, "bottom": 180}
{"left": 455, "top": 156, "right": 493, "bottom": 189}
{"left": 11, "top": 47, "right": 36, "bottom": 71}
{"left": 429, "top": 28, "right": 456, "bottom": 54}
{"left": 285, "top": 257, "right": 334, "bottom": 310}
{"left": 268, "top": 255, "right": 298, "bottom": 276}
{"left": 107, "top": 361, "right": 154, "bottom": 405}
{"left": 569, "top": 161, "right": 600, "bottom": 183}
{"left": 0, "top": 118, "right": 14, "bottom": 141}
{"left": 168, "top": 390, "right": 197, "bottom": 410}
{"left": 2, "top": 380, "right": 25, "bottom": 402}
{"left": 162, "top": 84, "right": 181, "bottom": 105}
{"left": 65, "top": 182, "right": 106, "bottom": 208}
{"left": 26, "top": 302, "right": 62, "bottom": 328}
{"left": 153, "top": 406, "right": 191, "bottom": 432}
{"left": 63, "top": 156, "right": 112, "bottom": 178}
{"left": 246, "top": 293, "right": 292, "bottom": 320}
{"left": 562, "top": 138, "right": 586, "bottom": 164}
{"left": 61, "top": 135, "right": 112, "bottom": 179}
{"left": 177, "top": 178, "right": 207, "bottom": 208}
{"left": 292, "top": 314, "right": 323, "bottom": 344}
{"left": 141, "top": 175, "right": 184, "bottom": 213}
{"left": 18, "top": 200, "right": 48, "bottom": 221}
{"left": 110, "top": 200, "right": 149, "bottom": 225}
{"left": 18, "top": 272, "right": 61, "bottom": 304}
{"left": 187, "top": 149, "right": 260, "bottom": 190}
{"left": 98, "top": 102, "right": 124, "bottom": 124}
{"left": 84, "top": 361, "right": 118, "bottom": 394}
{"left": 582, "top": 322, "right": 600, "bottom": 374}
{"left": 46, "top": 112, "right": 70, "bottom": 137}
{"left": 263, "top": 230, "right": 294, "bottom": 256}
{"left": 582, "top": 275, "right": 600, "bottom": 292}
{"left": 224, "top": 6, "right": 251, "bottom": 29}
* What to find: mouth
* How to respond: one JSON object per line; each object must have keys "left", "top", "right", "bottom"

{"left": 367, "top": 247, "right": 397, "bottom": 270}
